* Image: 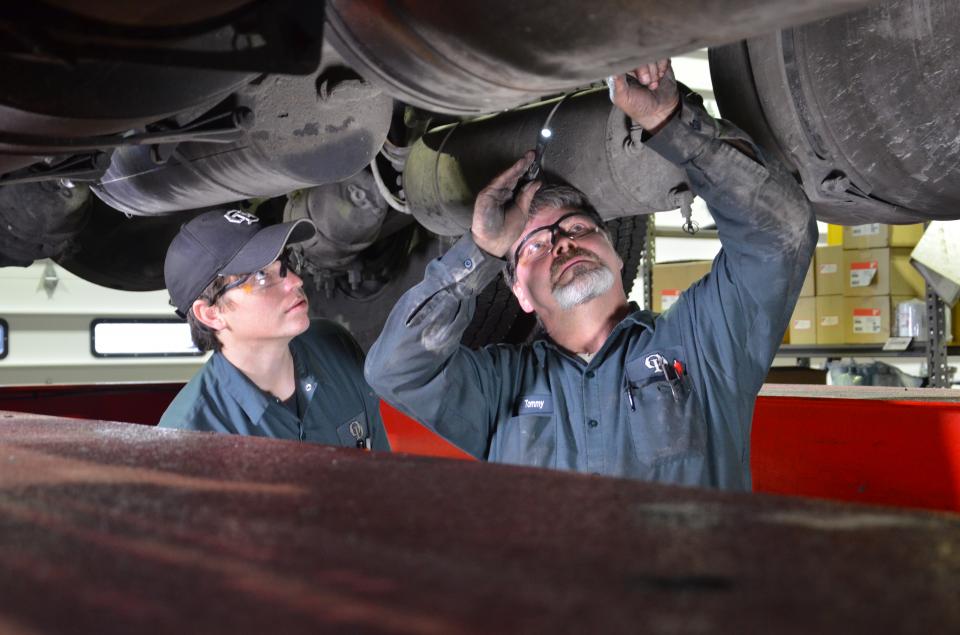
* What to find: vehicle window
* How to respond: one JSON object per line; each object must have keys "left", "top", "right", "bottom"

{"left": 91, "top": 319, "right": 202, "bottom": 358}
{"left": 0, "top": 319, "right": 7, "bottom": 359}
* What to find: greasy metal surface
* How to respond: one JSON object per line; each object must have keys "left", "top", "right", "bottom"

{"left": 404, "top": 90, "right": 686, "bottom": 235}
{"left": 93, "top": 62, "right": 391, "bottom": 216}
{"left": 1, "top": 411, "right": 958, "bottom": 634}
{"left": 325, "top": 0, "right": 871, "bottom": 114}
{"left": 0, "top": 181, "right": 90, "bottom": 267}
{"left": 287, "top": 170, "right": 388, "bottom": 270}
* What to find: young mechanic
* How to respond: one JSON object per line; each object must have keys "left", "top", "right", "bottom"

{"left": 159, "top": 209, "right": 389, "bottom": 451}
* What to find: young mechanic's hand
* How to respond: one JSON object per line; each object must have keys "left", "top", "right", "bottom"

{"left": 610, "top": 58, "right": 680, "bottom": 134}
{"left": 471, "top": 151, "right": 542, "bottom": 258}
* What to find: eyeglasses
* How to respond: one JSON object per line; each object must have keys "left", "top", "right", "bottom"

{"left": 512, "top": 212, "right": 603, "bottom": 267}
{"left": 209, "top": 248, "right": 303, "bottom": 304}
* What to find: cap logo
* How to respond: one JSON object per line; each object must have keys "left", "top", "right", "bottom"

{"left": 223, "top": 210, "right": 258, "bottom": 225}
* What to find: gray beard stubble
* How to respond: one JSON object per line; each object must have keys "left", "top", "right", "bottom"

{"left": 552, "top": 265, "right": 615, "bottom": 310}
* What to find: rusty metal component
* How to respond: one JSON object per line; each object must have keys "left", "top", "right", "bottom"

{"left": 404, "top": 89, "right": 687, "bottom": 235}
{"left": 1, "top": 412, "right": 958, "bottom": 634}
{"left": 0, "top": 181, "right": 91, "bottom": 267}
{"left": 285, "top": 170, "right": 389, "bottom": 271}
{"left": 325, "top": 0, "right": 872, "bottom": 115}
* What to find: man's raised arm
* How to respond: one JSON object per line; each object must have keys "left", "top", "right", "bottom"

{"left": 364, "top": 155, "right": 540, "bottom": 458}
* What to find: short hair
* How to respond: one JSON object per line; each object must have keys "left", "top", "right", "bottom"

{"left": 185, "top": 276, "right": 232, "bottom": 353}
{"left": 504, "top": 184, "right": 609, "bottom": 283}
{"left": 528, "top": 184, "right": 597, "bottom": 219}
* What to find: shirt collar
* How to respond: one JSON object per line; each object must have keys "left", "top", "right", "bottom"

{"left": 289, "top": 336, "right": 322, "bottom": 406}
{"left": 210, "top": 339, "right": 322, "bottom": 425}
{"left": 211, "top": 352, "right": 272, "bottom": 424}
{"left": 531, "top": 302, "right": 655, "bottom": 367}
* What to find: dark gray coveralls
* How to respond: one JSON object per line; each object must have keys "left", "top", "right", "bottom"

{"left": 160, "top": 319, "right": 389, "bottom": 451}
{"left": 365, "top": 93, "right": 816, "bottom": 489}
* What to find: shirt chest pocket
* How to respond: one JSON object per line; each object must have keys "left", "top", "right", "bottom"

{"left": 335, "top": 412, "right": 368, "bottom": 448}
{"left": 499, "top": 414, "right": 556, "bottom": 468}
{"left": 625, "top": 358, "right": 707, "bottom": 466}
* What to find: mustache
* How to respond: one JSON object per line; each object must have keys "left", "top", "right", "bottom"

{"left": 550, "top": 246, "right": 599, "bottom": 282}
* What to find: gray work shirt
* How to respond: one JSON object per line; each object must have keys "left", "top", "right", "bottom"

{"left": 365, "top": 93, "right": 816, "bottom": 490}
{"left": 160, "top": 319, "right": 389, "bottom": 451}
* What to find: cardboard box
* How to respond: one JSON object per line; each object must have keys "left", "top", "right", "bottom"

{"left": 816, "top": 295, "right": 844, "bottom": 345}
{"left": 843, "top": 295, "right": 914, "bottom": 344}
{"left": 652, "top": 261, "right": 712, "bottom": 313}
{"left": 789, "top": 297, "right": 817, "bottom": 345}
{"left": 815, "top": 245, "right": 844, "bottom": 296}
{"left": 799, "top": 259, "right": 815, "bottom": 298}
{"left": 842, "top": 223, "right": 924, "bottom": 250}
{"left": 843, "top": 247, "right": 925, "bottom": 297}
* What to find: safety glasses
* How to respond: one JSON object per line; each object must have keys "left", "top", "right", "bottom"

{"left": 209, "top": 248, "right": 303, "bottom": 304}
{"left": 512, "top": 211, "right": 604, "bottom": 268}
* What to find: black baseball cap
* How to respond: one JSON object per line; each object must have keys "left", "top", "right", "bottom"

{"left": 164, "top": 209, "right": 316, "bottom": 318}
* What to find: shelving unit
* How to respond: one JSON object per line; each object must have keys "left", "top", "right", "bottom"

{"left": 777, "top": 344, "right": 960, "bottom": 359}
{"left": 641, "top": 212, "right": 958, "bottom": 388}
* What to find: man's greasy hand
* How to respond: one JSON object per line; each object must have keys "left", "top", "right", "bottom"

{"left": 611, "top": 58, "right": 680, "bottom": 134}
{"left": 471, "top": 151, "right": 542, "bottom": 258}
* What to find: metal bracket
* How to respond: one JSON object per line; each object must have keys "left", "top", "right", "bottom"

{"left": 0, "top": 152, "right": 110, "bottom": 186}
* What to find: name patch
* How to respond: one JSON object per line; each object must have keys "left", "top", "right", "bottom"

{"left": 516, "top": 394, "right": 553, "bottom": 416}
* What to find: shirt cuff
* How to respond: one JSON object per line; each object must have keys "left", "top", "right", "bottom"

{"left": 438, "top": 233, "right": 506, "bottom": 292}
{"left": 641, "top": 95, "right": 720, "bottom": 166}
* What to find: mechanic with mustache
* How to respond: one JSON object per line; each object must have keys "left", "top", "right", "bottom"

{"left": 365, "top": 59, "right": 815, "bottom": 489}
{"left": 159, "top": 209, "right": 389, "bottom": 450}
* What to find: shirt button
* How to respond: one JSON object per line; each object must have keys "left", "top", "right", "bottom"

{"left": 463, "top": 258, "right": 473, "bottom": 269}
{"left": 588, "top": 419, "right": 599, "bottom": 428}
{"left": 585, "top": 371, "right": 595, "bottom": 379}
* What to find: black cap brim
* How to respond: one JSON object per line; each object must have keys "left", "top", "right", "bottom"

{"left": 220, "top": 218, "right": 316, "bottom": 276}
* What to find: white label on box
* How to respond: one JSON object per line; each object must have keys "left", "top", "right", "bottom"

{"left": 849, "top": 261, "right": 878, "bottom": 287}
{"left": 818, "top": 263, "right": 838, "bottom": 274}
{"left": 851, "top": 223, "right": 882, "bottom": 237}
{"left": 660, "top": 289, "right": 680, "bottom": 311}
{"left": 820, "top": 315, "right": 840, "bottom": 327}
{"left": 853, "top": 308, "right": 883, "bottom": 334}
{"left": 883, "top": 336, "right": 912, "bottom": 351}
{"left": 793, "top": 319, "right": 812, "bottom": 331}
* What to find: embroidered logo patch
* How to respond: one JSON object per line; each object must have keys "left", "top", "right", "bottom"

{"left": 644, "top": 353, "right": 667, "bottom": 375}
{"left": 223, "top": 210, "right": 259, "bottom": 225}
{"left": 348, "top": 420, "right": 364, "bottom": 440}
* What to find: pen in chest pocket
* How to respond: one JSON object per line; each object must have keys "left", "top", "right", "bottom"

{"left": 625, "top": 356, "right": 686, "bottom": 408}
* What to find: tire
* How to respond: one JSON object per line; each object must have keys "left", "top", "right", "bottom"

{"left": 460, "top": 214, "right": 648, "bottom": 348}
{"left": 708, "top": 1, "right": 960, "bottom": 225}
